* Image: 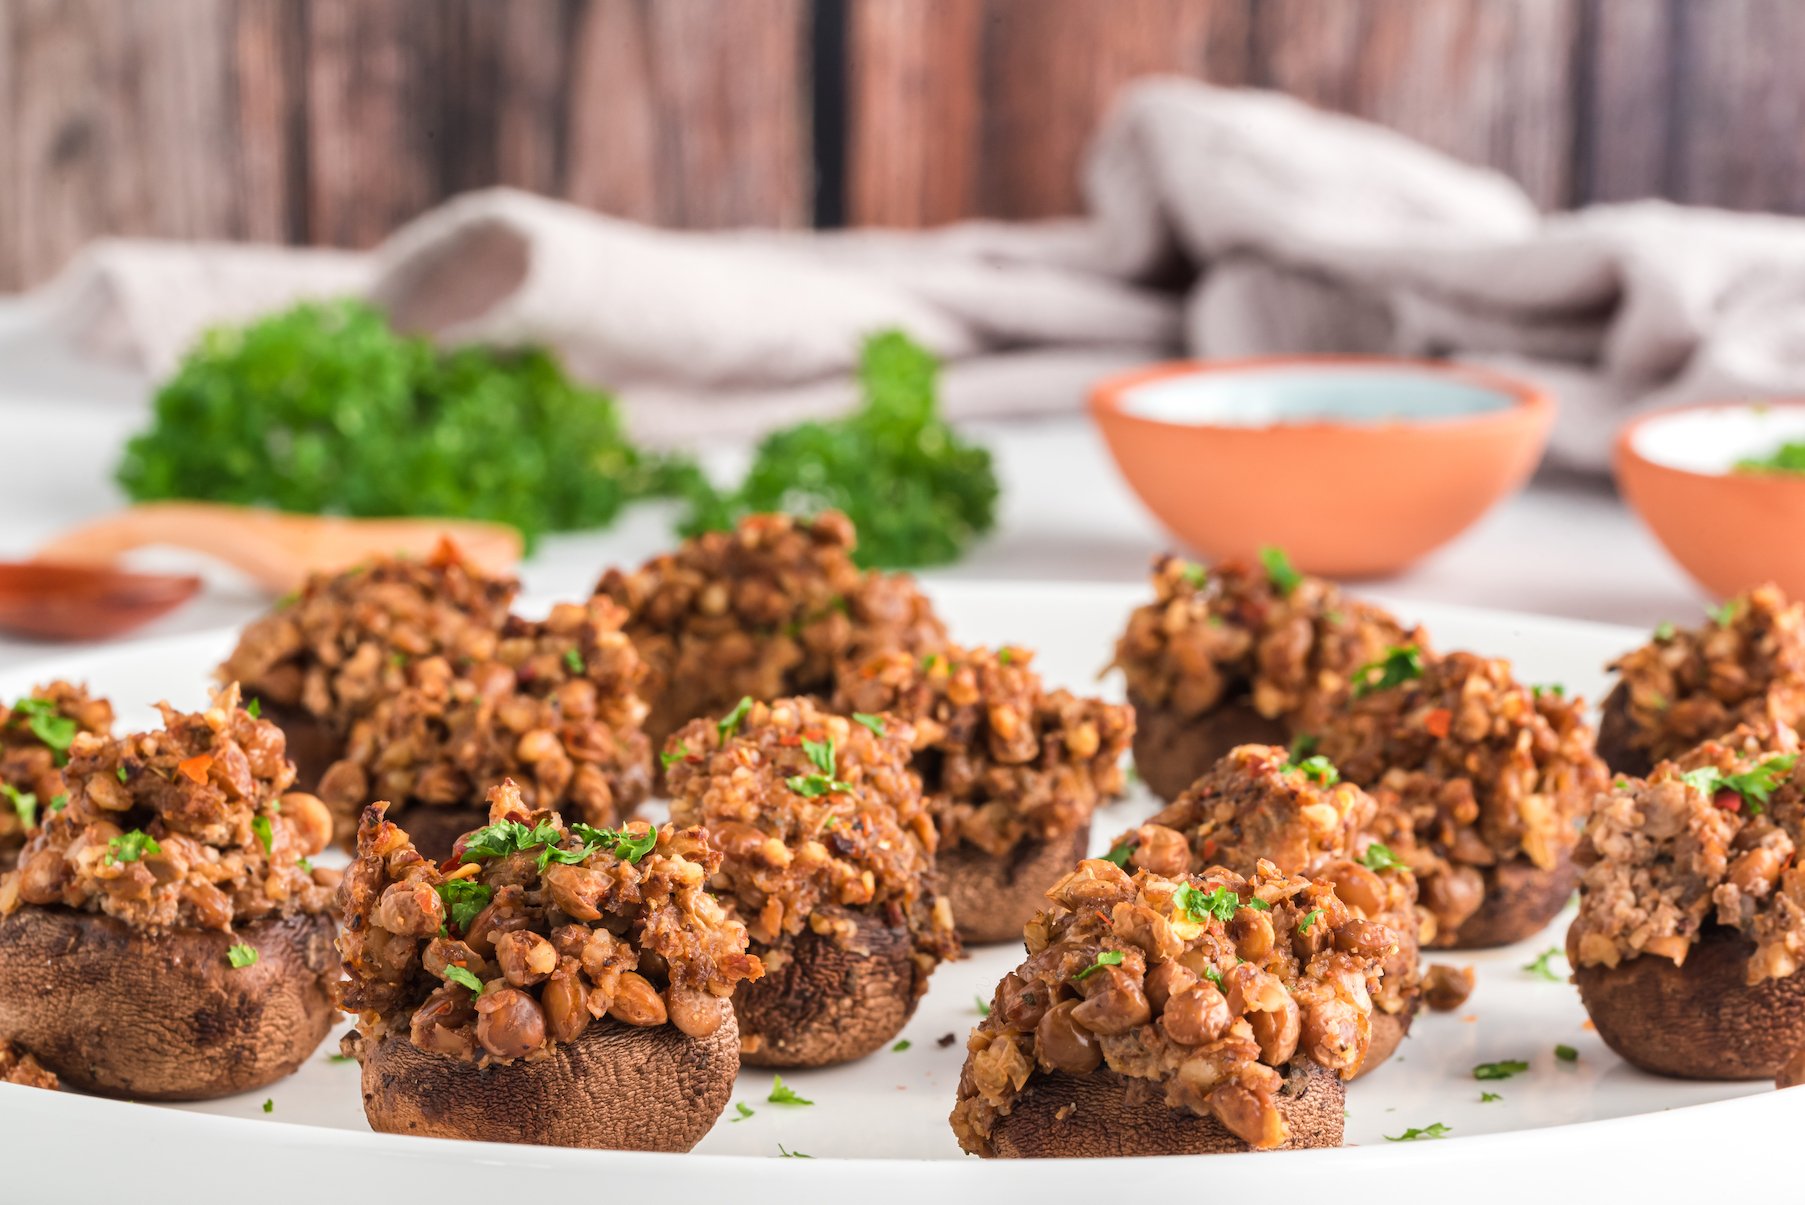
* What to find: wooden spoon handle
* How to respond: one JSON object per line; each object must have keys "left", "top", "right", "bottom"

{"left": 34, "top": 503, "right": 524, "bottom": 594}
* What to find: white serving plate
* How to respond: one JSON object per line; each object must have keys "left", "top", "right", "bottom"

{"left": 2, "top": 582, "right": 1798, "bottom": 1202}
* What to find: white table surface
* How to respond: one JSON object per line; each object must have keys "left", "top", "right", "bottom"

{"left": 0, "top": 333, "right": 1704, "bottom": 676}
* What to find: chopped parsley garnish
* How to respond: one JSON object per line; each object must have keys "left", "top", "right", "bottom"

{"left": 252, "top": 813, "right": 274, "bottom": 854}
{"left": 1523, "top": 947, "right": 1564, "bottom": 981}
{"left": 246, "top": 697, "right": 262, "bottom": 718}
{"left": 1288, "top": 733, "right": 1318, "bottom": 761}
{"left": 852, "top": 712, "right": 886, "bottom": 737}
{"left": 892, "top": 1039, "right": 911, "bottom": 1052}
{"left": 436, "top": 879, "right": 494, "bottom": 931}
{"left": 787, "top": 773, "right": 853, "bottom": 798}
{"left": 115, "top": 765, "right": 129, "bottom": 783}
{"left": 1473, "top": 1060, "right": 1529, "bottom": 1080}
{"left": 1, "top": 783, "right": 37, "bottom": 831}
{"left": 1359, "top": 842, "right": 1407, "bottom": 872}
{"left": 570, "top": 822, "right": 658, "bottom": 865}
{"left": 1102, "top": 841, "right": 1136, "bottom": 868}
{"left": 1246, "top": 896, "right": 1271, "bottom": 910}
{"left": 262, "top": 1098, "right": 273, "bottom": 1114}
{"left": 1555, "top": 1043, "right": 1579, "bottom": 1063}
{"left": 1708, "top": 598, "right": 1741, "bottom": 628}
{"left": 802, "top": 737, "right": 836, "bottom": 775}
{"left": 1480, "top": 1091, "right": 1502, "bottom": 1103}
{"left": 1179, "top": 560, "right": 1207, "bottom": 588}
{"left": 1201, "top": 965, "right": 1225, "bottom": 989}
{"left": 997, "top": 647, "right": 1014, "bottom": 665}
{"left": 1531, "top": 683, "right": 1565, "bottom": 699}
{"left": 660, "top": 742, "right": 690, "bottom": 769}
{"left": 1736, "top": 440, "right": 1805, "bottom": 476}
{"left": 1174, "top": 884, "right": 1242, "bottom": 924}
{"left": 10, "top": 698, "right": 76, "bottom": 765}
{"left": 776, "top": 1144, "right": 812, "bottom": 1159}
{"left": 1285, "top": 753, "right": 1339, "bottom": 786}
{"left": 1352, "top": 645, "right": 1424, "bottom": 698}
{"left": 717, "top": 696, "right": 754, "bottom": 742}
{"left": 1259, "top": 545, "right": 1302, "bottom": 596}
{"left": 1681, "top": 754, "right": 1799, "bottom": 815}
{"left": 106, "top": 829, "right": 161, "bottom": 865}
{"left": 327, "top": 1053, "right": 355, "bottom": 1064}
{"left": 731, "top": 1102, "right": 755, "bottom": 1122}
{"left": 444, "top": 965, "right": 483, "bottom": 995}
{"left": 975, "top": 995, "right": 991, "bottom": 1017}
{"left": 1385, "top": 1122, "right": 1451, "bottom": 1142}
{"left": 768, "top": 1075, "right": 814, "bottom": 1106}
{"left": 227, "top": 943, "right": 259, "bottom": 969}
{"left": 1654, "top": 622, "right": 1675, "bottom": 642}
{"left": 47, "top": 793, "right": 68, "bottom": 814}
{"left": 563, "top": 648, "right": 586, "bottom": 674}
{"left": 1072, "top": 950, "right": 1125, "bottom": 981}
{"left": 1297, "top": 908, "right": 1324, "bottom": 935}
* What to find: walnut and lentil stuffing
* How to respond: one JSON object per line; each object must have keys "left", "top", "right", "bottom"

{"left": 1604, "top": 586, "right": 1805, "bottom": 772}
{"left": 0, "top": 682, "right": 113, "bottom": 867}
{"left": 317, "top": 597, "right": 652, "bottom": 836}
{"left": 336, "top": 782, "right": 761, "bottom": 1067}
{"left": 834, "top": 644, "right": 1133, "bottom": 856}
{"left": 951, "top": 858, "right": 1392, "bottom": 1154}
{"left": 0, "top": 1038, "right": 56, "bottom": 1090}
{"left": 664, "top": 696, "right": 958, "bottom": 983}
{"left": 0, "top": 684, "right": 334, "bottom": 930}
{"left": 1113, "top": 553, "right": 1412, "bottom": 742}
{"left": 220, "top": 542, "right": 517, "bottom": 731}
{"left": 1315, "top": 651, "right": 1606, "bottom": 939}
{"left": 1570, "top": 725, "right": 1805, "bottom": 985}
{"left": 1116, "top": 745, "right": 1422, "bottom": 1020}
{"left": 595, "top": 511, "right": 946, "bottom": 748}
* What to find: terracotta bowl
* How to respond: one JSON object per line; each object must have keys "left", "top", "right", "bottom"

{"left": 1616, "top": 401, "right": 1805, "bottom": 599}
{"left": 1089, "top": 358, "right": 1554, "bottom": 578}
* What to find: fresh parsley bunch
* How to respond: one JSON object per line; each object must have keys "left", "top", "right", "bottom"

{"left": 116, "top": 300, "right": 695, "bottom": 551}
{"left": 680, "top": 330, "right": 999, "bottom": 569}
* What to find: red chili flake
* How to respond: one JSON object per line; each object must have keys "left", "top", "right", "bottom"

{"left": 1714, "top": 788, "right": 1742, "bottom": 813}
{"left": 1199, "top": 838, "right": 1218, "bottom": 860}
{"left": 1424, "top": 708, "right": 1452, "bottom": 739}
{"left": 177, "top": 754, "right": 214, "bottom": 784}
{"left": 777, "top": 734, "right": 801, "bottom": 747}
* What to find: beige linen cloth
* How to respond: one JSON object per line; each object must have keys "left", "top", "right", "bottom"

{"left": 18, "top": 78, "right": 1805, "bottom": 469}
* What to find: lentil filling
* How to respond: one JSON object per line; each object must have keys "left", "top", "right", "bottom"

{"left": 0, "top": 682, "right": 113, "bottom": 866}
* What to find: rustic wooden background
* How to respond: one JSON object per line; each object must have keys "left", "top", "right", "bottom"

{"left": 0, "top": 0, "right": 1797, "bottom": 290}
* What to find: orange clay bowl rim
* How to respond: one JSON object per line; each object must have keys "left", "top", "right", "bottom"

{"left": 1089, "top": 355, "right": 1553, "bottom": 437}
{"left": 1615, "top": 399, "right": 1805, "bottom": 488}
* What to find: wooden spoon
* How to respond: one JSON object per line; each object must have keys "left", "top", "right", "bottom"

{"left": 0, "top": 561, "right": 203, "bottom": 642}
{"left": 34, "top": 502, "right": 524, "bottom": 594}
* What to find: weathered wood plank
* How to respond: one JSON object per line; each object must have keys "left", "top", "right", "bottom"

{"left": 1257, "top": 0, "right": 1583, "bottom": 210}
{"left": 978, "top": 0, "right": 1256, "bottom": 219}
{"left": 1580, "top": 0, "right": 1676, "bottom": 204}
{"left": 1672, "top": 0, "right": 1805, "bottom": 213}
{"left": 847, "top": 0, "right": 984, "bottom": 228}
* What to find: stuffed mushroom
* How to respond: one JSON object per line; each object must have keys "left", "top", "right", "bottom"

{"left": 1109, "top": 744, "right": 1423, "bottom": 1074}
{"left": 1316, "top": 648, "right": 1605, "bottom": 948}
{"left": 595, "top": 511, "right": 946, "bottom": 753}
{"left": 336, "top": 783, "right": 762, "bottom": 1149}
{"left": 1113, "top": 553, "right": 1413, "bottom": 801}
{"left": 951, "top": 857, "right": 1394, "bottom": 1157}
{"left": 0, "top": 682, "right": 113, "bottom": 872}
{"left": 835, "top": 644, "right": 1134, "bottom": 943}
{"left": 1597, "top": 585, "right": 1805, "bottom": 777}
{"left": 0, "top": 685, "right": 338, "bottom": 1100}
{"left": 316, "top": 596, "right": 653, "bottom": 858}
{"left": 1569, "top": 725, "right": 1805, "bottom": 1079}
{"left": 664, "top": 696, "right": 959, "bottom": 1067}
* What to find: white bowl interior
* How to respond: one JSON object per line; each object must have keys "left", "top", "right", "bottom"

{"left": 1115, "top": 364, "right": 1516, "bottom": 427}
{"left": 1631, "top": 404, "right": 1805, "bottom": 474}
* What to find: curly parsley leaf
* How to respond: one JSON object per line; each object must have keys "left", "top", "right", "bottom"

{"left": 106, "top": 829, "right": 161, "bottom": 866}
{"left": 768, "top": 1075, "right": 814, "bottom": 1106}
{"left": 444, "top": 965, "right": 483, "bottom": 995}
{"left": 1681, "top": 754, "right": 1798, "bottom": 815}
{"left": 10, "top": 698, "right": 76, "bottom": 765}
{"left": 435, "top": 879, "right": 494, "bottom": 931}
{"left": 1174, "top": 884, "right": 1243, "bottom": 924}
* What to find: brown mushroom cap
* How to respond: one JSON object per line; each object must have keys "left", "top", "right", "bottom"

{"left": 1128, "top": 692, "right": 1285, "bottom": 803}
{"left": 358, "top": 1010, "right": 740, "bottom": 1150}
{"left": 259, "top": 701, "right": 343, "bottom": 796}
{"left": 365, "top": 802, "right": 487, "bottom": 863}
{"left": 1594, "top": 683, "right": 1654, "bottom": 779}
{"left": 1432, "top": 857, "right": 1576, "bottom": 950}
{"left": 1358, "top": 1010, "right": 1414, "bottom": 1079}
{"left": 0, "top": 907, "right": 336, "bottom": 1100}
{"left": 939, "top": 825, "right": 1092, "bottom": 946}
{"left": 736, "top": 909, "right": 922, "bottom": 1068}
{"left": 981, "top": 1061, "right": 1344, "bottom": 1158}
{"left": 1575, "top": 926, "right": 1805, "bottom": 1080}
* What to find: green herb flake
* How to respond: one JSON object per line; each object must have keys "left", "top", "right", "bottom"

{"left": 1473, "top": 1059, "right": 1529, "bottom": 1081}
{"left": 1654, "top": 622, "right": 1676, "bottom": 642}
{"left": 787, "top": 773, "right": 853, "bottom": 798}
{"left": 569, "top": 822, "right": 658, "bottom": 866}
{"left": 768, "top": 1075, "right": 814, "bottom": 1106}
{"left": 802, "top": 737, "right": 837, "bottom": 776}
{"left": 116, "top": 765, "right": 129, "bottom": 783}
{"left": 776, "top": 1144, "right": 813, "bottom": 1159}
{"left": 327, "top": 1053, "right": 355, "bottom": 1064}
{"left": 563, "top": 648, "right": 586, "bottom": 675}
{"left": 1523, "top": 947, "right": 1564, "bottom": 981}
{"left": 262, "top": 1099, "right": 273, "bottom": 1114}
{"left": 1202, "top": 965, "right": 1225, "bottom": 989}
{"left": 852, "top": 712, "right": 886, "bottom": 737}
{"left": 1180, "top": 561, "right": 1207, "bottom": 589}
{"left": 892, "top": 1039, "right": 911, "bottom": 1052}
{"left": 436, "top": 879, "right": 494, "bottom": 931}
{"left": 1285, "top": 753, "right": 1339, "bottom": 786}
{"left": 1480, "top": 1092, "right": 1502, "bottom": 1103}
{"left": 1385, "top": 1122, "right": 1451, "bottom": 1142}
{"left": 227, "top": 943, "right": 259, "bottom": 969}
{"left": 48, "top": 793, "right": 68, "bottom": 814}
{"left": 1531, "top": 683, "right": 1566, "bottom": 699}
{"left": 1259, "top": 545, "right": 1302, "bottom": 596}
{"left": 443, "top": 964, "right": 483, "bottom": 995}
{"left": 731, "top": 1102, "right": 755, "bottom": 1122}
{"left": 1682, "top": 754, "right": 1798, "bottom": 815}
{"left": 1709, "top": 598, "right": 1742, "bottom": 627}
{"left": 1359, "top": 842, "right": 1407, "bottom": 872}
{"left": 1297, "top": 908, "right": 1324, "bottom": 935}
{"left": 1352, "top": 645, "right": 1425, "bottom": 699}
{"left": 252, "top": 813, "right": 274, "bottom": 855}
{"left": 717, "top": 696, "right": 754, "bottom": 742}
{"left": 1072, "top": 950, "right": 1125, "bottom": 982}
{"left": 660, "top": 741, "right": 691, "bottom": 770}
{"left": 1, "top": 783, "right": 37, "bottom": 831}
{"left": 1288, "top": 733, "right": 1318, "bottom": 761}
{"left": 106, "top": 829, "right": 161, "bottom": 866}
{"left": 10, "top": 698, "right": 76, "bottom": 765}
{"left": 1555, "top": 1043, "right": 1579, "bottom": 1063}
{"left": 975, "top": 995, "right": 991, "bottom": 1017}
{"left": 246, "top": 697, "right": 263, "bottom": 719}
{"left": 1174, "top": 884, "right": 1243, "bottom": 924}
{"left": 1102, "top": 841, "right": 1136, "bottom": 868}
